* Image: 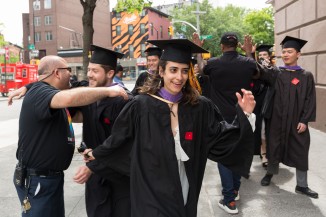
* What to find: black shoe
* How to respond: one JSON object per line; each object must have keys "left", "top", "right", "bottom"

{"left": 261, "top": 174, "right": 273, "bottom": 186}
{"left": 295, "top": 186, "right": 319, "bottom": 199}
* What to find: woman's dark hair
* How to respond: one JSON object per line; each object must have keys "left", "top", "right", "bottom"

{"left": 139, "top": 60, "right": 199, "bottom": 105}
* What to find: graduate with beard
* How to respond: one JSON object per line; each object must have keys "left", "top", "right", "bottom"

{"left": 72, "top": 45, "right": 133, "bottom": 217}
{"left": 83, "top": 39, "right": 256, "bottom": 217}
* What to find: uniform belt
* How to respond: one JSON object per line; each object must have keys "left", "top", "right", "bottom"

{"left": 27, "top": 168, "right": 63, "bottom": 176}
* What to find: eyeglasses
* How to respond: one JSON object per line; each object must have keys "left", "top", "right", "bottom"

{"left": 57, "top": 67, "right": 72, "bottom": 73}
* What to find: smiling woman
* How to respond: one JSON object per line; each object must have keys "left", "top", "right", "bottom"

{"left": 84, "top": 38, "right": 257, "bottom": 217}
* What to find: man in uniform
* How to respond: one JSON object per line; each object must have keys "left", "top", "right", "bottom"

{"left": 202, "top": 32, "right": 257, "bottom": 214}
{"left": 73, "top": 45, "right": 132, "bottom": 217}
{"left": 13, "top": 55, "right": 127, "bottom": 217}
{"left": 131, "top": 46, "right": 162, "bottom": 95}
{"left": 259, "top": 36, "right": 318, "bottom": 199}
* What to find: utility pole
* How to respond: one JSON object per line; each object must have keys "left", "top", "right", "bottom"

{"left": 191, "top": 0, "right": 206, "bottom": 36}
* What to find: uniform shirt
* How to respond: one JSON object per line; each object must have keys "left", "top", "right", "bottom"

{"left": 203, "top": 51, "right": 257, "bottom": 122}
{"left": 17, "top": 82, "right": 75, "bottom": 171}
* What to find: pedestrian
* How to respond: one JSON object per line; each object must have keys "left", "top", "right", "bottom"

{"left": 253, "top": 44, "right": 274, "bottom": 168}
{"left": 82, "top": 39, "right": 256, "bottom": 217}
{"left": 13, "top": 55, "right": 128, "bottom": 217}
{"left": 113, "top": 64, "right": 125, "bottom": 86}
{"left": 259, "top": 36, "right": 318, "bottom": 199}
{"left": 72, "top": 45, "right": 132, "bottom": 217}
{"left": 131, "top": 46, "right": 162, "bottom": 95}
{"left": 202, "top": 32, "right": 258, "bottom": 214}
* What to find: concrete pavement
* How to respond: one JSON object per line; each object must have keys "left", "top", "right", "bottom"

{"left": 1, "top": 126, "right": 326, "bottom": 216}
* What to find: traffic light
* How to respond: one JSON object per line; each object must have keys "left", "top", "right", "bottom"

{"left": 168, "top": 26, "right": 174, "bottom": 37}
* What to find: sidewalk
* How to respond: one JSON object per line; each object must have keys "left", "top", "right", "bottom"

{"left": 1, "top": 127, "right": 325, "bottom": 217}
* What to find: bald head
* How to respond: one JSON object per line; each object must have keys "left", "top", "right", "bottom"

{"left": 38, "top": 55, "right": 68, "bottom": 76}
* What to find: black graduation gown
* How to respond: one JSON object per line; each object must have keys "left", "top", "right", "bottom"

{"left": 81, "top": 95, "right": 132, "bottom": 217}
{"left": 259, "top": 66, "right": 316, "bottom": 171}
{"left": 251, "top": 79, "right": 268, "bottom": 155}
{"left": 131, "top": 71, "right": 149, "bottom": 95}
{"left": 92, "top": 94, "right": 254, "bottom": 217}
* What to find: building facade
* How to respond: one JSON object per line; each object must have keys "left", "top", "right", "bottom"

{"left": 268, "top": 0, "right": 326, "bottom": 132}
{"left": 111, "top": 7, "right": 170, "bottom": 79}
{"left": 23, "top": 0, "right": 112, "bottom": 77}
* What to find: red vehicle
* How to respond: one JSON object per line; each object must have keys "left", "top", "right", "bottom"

{"left": 0, "top": 63, "right": 38, "bottom": 96}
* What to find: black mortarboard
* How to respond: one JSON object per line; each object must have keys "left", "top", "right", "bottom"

{"left": 256, "top": 44, "right": 273, "bottom": 53}
{"left": 90, "top": 44, "right": 124, "bottom": 68}
{"left": 147, "top": 39, "right": 208, "bottom": 64}
{"left": 280, "top": 36, "right": 307, "bottom": 52}
{"left": 220, "top": 32, "right": 239, "bottom": 46}
{"left": 145, "top": 47, "right": 162, "bottom": 58}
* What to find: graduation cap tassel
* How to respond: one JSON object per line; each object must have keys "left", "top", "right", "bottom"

{"left": 189, "top": 62, "right": 202, "bottom": 94}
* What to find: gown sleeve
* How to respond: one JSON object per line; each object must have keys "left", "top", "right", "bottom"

{"left": 300, "top": 71, "right": 316, "bottom": 124}
{"left": 205, "top": 99, "right": 255, "bottom": 178}
{"left": 91, "top": 99, "right": 139, "bottom": 177}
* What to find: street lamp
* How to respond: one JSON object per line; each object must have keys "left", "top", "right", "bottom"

{"left": 149, "top": 23, "right": 158, "bottom": 40}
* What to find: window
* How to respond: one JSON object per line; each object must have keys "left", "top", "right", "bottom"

{"left": 129, "top": 45, "right": 134, "bottom": 58}
{"left": 45, "top": 31, "right": 53, "bottom": 41}
{"left": 35, "top": 32, "right": 41, "bottom": 42}
{"left": 44, "top": 0, "right": 51, "bottom": 9}
{"left": 116, "top": 12, "right": 121, "bottom": 20}
{"left": 160, "top": 26, "right": 163, "bottom": 38}
{"left": 116, "top": 25, "right": 121, "bottom": 36}
{"left": 140, "top": 44, "right": 146, "bottom": 57}
{"left": 128, "top": 24, "right": 133, "bottom": 36}
{"left": 150, "top": 23, "right": 153, "bottom": 35}
{"left": 140, "top": 9, "right": 146, "bottom": 17}
{"left": 140, "top": 24, "right": 145, "bottom": 35}
{"left": 44, "top": 15, "right": 52, "bottom": 25}
{"left": 34, "top": 16, "right": 41, "bottom": 26}
{"left": 33, "top": 0, "right": 40, "bottom": 10}
{"left": 22, "top": 69, "right": 27, "bottom": 78}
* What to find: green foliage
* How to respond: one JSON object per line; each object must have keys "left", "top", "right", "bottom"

{"left": 115, "top": 0, "right": 152, "bottom": 13}
{"left": 0, "top": 35, "right": 20, "bottom": 64}
{"left": 243, "top": 7, "right": 274, "bottom": 45}
{"left": 170, "top": 1, "right": 274, "bottom": 56}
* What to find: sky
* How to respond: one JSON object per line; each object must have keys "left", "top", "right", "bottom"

{"left": 0, "top": 0, "right": 269, "bottom": 46}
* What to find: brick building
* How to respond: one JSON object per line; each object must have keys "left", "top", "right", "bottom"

{"left": 23, "top": 0, "right": 112, "bottom": 77}
{"left": 268, "top": 0, "right": 326, "bottom": 132}
{"left": 111, "top": 7, "right": 170, "bottom": 79}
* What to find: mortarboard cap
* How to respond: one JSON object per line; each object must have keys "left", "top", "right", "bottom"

{"left": 145, "top": 47, "right": 162, "bottom": 58}
{"left": 90, "top": 45, "right": 124, "bottom": 68}
{"left": 256, "top": 44, "right": 273, "bottom": 53}
{"left": 280, "top": 36, "right": 307, "bottom": 52}
{"left": 220, "top": 32, "right": 239, "bottom": 46}
{"left": 147, "top": 39, "right": 208, "bottom": 64}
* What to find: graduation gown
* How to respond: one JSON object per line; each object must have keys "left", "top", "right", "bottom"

{"left": 92, "top": 94, "right": 254, "bottom": 217}
{"left": 81, "top": 95, "right": 132, "bottom": 217}
{"left": 259, "top": 66, "right": 316, "bottom": 171}
{"left": 131, "top": 71, "right": 149, "bottom": 95}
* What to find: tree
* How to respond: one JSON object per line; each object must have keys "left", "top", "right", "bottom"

{"left": 243, "top": 7, "right": 274, "bottom": 45}
{"left": 170, "top": 1, "right": 274, "bottom": 57}
{"left": 79, "top": 0, "right": 151, "bottom": 78}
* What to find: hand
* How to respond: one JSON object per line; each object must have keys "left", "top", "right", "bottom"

{"left": 8, "top": 86, "right": 27, "bottom": 106}
{"left": 236, "top": 89, "right": 256, "bottom": 114}
{"left": 297, "top": 123, "right": 307, "bottom": 133}
{"left": 239, "top": 34, "right": 254, "bottom": 54}
{"left": 83, "top": 148, "right": 95, "bottom": 162}
{"left": 73, "top": 165, "right": 92, "bottom": 184}
{"left": 107, "top": 85, "right": 128, "bottom": 100}
{"left": 192, "top": 32, "right": 205, "bottom": 47}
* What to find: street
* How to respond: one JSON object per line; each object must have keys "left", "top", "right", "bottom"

{"left": 0, "top": 81, "right": 325, "bottom": 216}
